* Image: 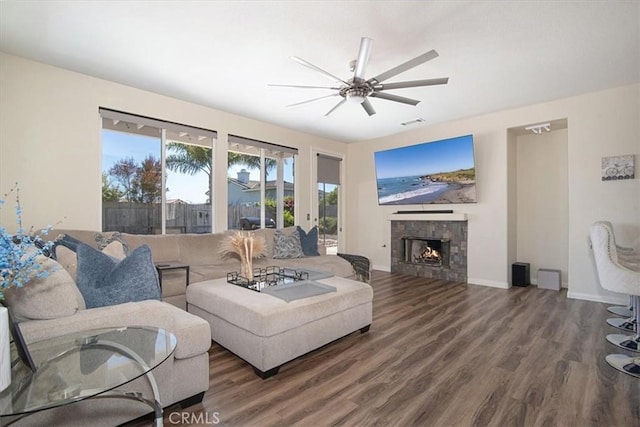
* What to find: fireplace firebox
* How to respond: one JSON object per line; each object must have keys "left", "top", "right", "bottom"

{"left": 401, "top": 237, "right": 450, "bottom": 268}
{"left": 390, "top": 219, "right": 467, "bottom": 281}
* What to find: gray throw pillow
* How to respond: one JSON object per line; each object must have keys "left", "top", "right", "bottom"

{"left": 95, "top": 231, "right": 130, "bottom": 256}
{"left": 76, "top": 243, "right": 160, "bottom": 309}
{"left": 272, "top": 229, "right": 305, "bottom": 259}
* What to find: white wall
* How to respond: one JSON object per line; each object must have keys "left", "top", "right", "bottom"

{"left": 516, "top": 129, "right": 569, "bottom": 286}
{"left": 0, "top": 53, "right": 347, "bottom": 235}
{"left": 346, "top": 84, "right": 639, "bottom": 303}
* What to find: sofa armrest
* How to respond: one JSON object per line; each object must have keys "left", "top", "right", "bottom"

{"left": 163, "top": 303, "right": 211, "bottom": 359}
{"left": 19, "top": 300, "right": 176, "bottom": 344}
{"left": 337, "top": 253, "right": 371, "bottom": 283}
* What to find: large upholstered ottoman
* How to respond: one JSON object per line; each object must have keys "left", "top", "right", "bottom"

{"left": 186, "top": 276, "right": 373, "bottom": 378}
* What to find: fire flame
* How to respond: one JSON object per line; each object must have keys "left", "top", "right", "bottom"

{"left": 415, "top": 246, "right": 441, "bottom": 262}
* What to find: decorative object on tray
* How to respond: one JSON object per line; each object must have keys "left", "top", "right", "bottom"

{"left": 220, "top": 231, "right": 267, "bottom": 280}
{"left": 227, "top": 266, "right": 309, "bottom": 292}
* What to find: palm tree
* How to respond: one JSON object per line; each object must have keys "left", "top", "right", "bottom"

{"left": 228, "top": 151, "right": 277, "bottom": 173}
{"left": 166, "top": 143, "right": 212, "bottom": 202}
{"left": 166, "top": 143, "right": 278, "bottom": 203}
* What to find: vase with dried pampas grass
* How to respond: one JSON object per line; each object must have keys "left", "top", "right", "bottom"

{"left": 219, "top": 231, "right": 267, "bottom": 282}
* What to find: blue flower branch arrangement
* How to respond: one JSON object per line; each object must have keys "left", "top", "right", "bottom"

{"left": 0, "top": 184, "right": 59, "bottom": 300}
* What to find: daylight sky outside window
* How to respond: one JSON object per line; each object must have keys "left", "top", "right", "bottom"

{"left": 227, "top": 160, "right": 294, "bottom": 182}
{"left": 102, "top": 130, "right": 210, "bottom": 204}
{"left": 103, "top": 132, "right": 294, "bottom": 202}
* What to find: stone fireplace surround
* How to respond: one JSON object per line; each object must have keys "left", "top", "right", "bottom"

{"left": 389, "top": 213, "right": 468, "bottom": 282}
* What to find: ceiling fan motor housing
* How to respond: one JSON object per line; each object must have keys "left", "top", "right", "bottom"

{"left": 340, "top": 79, "right": 372, "bottom": 103}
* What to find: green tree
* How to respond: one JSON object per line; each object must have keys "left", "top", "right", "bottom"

{"left": 101, "top": 172, "right": 123, "bottom": 202}
{"left": 325, "top": 188, "right": 338, "bottom": 205}
{"left": 135, "top": 155, "right": 162, "bottom": 203}
{"left": 166, "top": 143, "right": 213, "bottom": 203}
{"left": 109, "top": 157, "right": 139, "bottom": 202}
{"left": 107, "top": 156, "right": 162, "bottom": 203}
{"left": 228, "top": 152, "right": 277, "bottom": 173}
{"left": 165, "top": 145, "right": 278, "bottom": 203}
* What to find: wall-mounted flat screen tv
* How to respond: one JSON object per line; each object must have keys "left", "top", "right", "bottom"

{"left": 374, "top": 134, "right": 477, "bottom": 205}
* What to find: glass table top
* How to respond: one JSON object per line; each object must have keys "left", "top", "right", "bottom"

{"left": 0, "top": 326, "right": 176, "bottom": 417}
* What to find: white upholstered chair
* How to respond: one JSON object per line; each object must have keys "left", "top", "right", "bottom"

{"left": 590, "top": 221, "right": 640, "bottom": 378}
{"left": 595, "top": 221, "right": 639, "bottom": 328}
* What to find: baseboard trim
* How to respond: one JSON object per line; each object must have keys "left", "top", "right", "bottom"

{"left": 567, "top": 291, "right": 628, "bottom": 305}
{"left": 530, "top": 278, "right": 568, "bottom": 289}
{"left": 374, "top": 264, "right": 391, "bottom": 272}
{"left": 468, "top": 278, "right": 510, "bottom": 289}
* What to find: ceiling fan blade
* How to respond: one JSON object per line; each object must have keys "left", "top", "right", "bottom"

{"left": 291, "top": 56, "right": 348, "bottom": 84}
{"left": 324, "top": 98, "right": 347, "bottom": 117}
{"left": 375, "top": 77, "right": 449, "bottom": 90}
{"left": 269, "top": 84, "right": 341, "bottom": 90}
{"left": 370, "top": 92, "right": 420, "bottom": 106}
{"left": 361, "top": 98, "right": 376, "bottom": 116}
{"left": 287, "top": 93, "right": 339, "bottom": 107}
{"left": 353, "top": 37, "right": 373, "bottom": 81}
{"left": 368, "top": 49, "right": 439, "bottom": 84}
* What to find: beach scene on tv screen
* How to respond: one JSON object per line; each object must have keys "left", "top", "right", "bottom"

{"left": 375, "top": 135, "right": 477, "bottom": 205}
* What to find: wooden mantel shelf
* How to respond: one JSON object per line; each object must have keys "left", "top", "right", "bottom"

{"left": 387, "top": 213, "right": 467, "bottom": 222}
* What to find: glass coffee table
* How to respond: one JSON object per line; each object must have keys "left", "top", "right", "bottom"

{"left": 0, "top": 326, "right": 176, "bottom": 426}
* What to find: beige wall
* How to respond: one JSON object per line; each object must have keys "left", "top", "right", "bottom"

{"left": 1, "top": 52, "right": 638, "bottom": 304}
{"left": 346, "top": 84, "right": 639, "bottom": 304}
{"left": 0, "top": 53, "right": 346, "bottom": 235}
{"left": 515, "top": 128, "right": 569, "bottom": 287}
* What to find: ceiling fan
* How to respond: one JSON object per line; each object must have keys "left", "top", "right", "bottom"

{"left": 270, "top": 37, "right": 449, "bottom": 117}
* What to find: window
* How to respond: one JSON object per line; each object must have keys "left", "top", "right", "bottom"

{"left": 100, "top": 108, "right": 216, "bottom": 234}
{"left": 227, "top": 135, "right": 297, "bottom": 230}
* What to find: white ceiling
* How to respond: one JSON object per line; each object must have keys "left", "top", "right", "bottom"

{"left": 1, "top": 1, "right": 638, "bottom": 143}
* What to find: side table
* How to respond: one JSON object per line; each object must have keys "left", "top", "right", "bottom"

{"left": 155, "top": 262, "right": 190, "bottom": 291}
{"left": 0, "top": 326, "right": 176, "bottom": 426}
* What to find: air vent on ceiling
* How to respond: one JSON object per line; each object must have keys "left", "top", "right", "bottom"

{"left": 400, "top": 118, "right": 426, "bottom": 126}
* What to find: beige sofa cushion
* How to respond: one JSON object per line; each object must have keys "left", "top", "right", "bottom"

{"left": 177, "top": 233, "right": 228, "bottom": 264}
{"left": 121, "top": 233, "right": 181, "bottom": 262}
{"left": 3, "top": 256, "right": 82, "bottom": 323}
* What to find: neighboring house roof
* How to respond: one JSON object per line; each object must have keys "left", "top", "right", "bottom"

{"left": 167, "top": 198, "right": 189, "bottom": 204}
{"left": 227, "top": 177, "right": 294, "bottom": 193}
{"left": 227, "top": 177, "right": 251, "bottom": 190}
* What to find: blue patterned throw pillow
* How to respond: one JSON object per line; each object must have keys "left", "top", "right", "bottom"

{"left": 273, "top": 229, "right": 305, "bottom": 259}
{"left": 296, "top": 226, "right": 320, "bottom": 256}
{"left": 75, "top": 242, "right": 161, "bottom": 308}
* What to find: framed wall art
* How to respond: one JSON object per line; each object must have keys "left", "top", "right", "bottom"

{"left": 601, "top": 154, "right": 635, "bottom": 181}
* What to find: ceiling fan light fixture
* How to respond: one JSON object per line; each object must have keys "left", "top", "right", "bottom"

{"left": 344, "top": 86, "right": 370, "bottom": 104}
{"left": 346, "top": 93, "right": 365, "bottom": 104}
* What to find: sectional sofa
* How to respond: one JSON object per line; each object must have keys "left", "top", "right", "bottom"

{"left": 3, "top": 227, "right": 369, "bottom": 424}
{"left": 55, "top": 227, "right": 367, "bottom": 310}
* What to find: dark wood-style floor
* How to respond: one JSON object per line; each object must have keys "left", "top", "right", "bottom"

{"left": 139, "top": 271, "right": 640, "bottom": 426}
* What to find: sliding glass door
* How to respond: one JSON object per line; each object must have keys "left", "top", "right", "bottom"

{"left": 315, "top": 153, "right": 342, "bottom": 254}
